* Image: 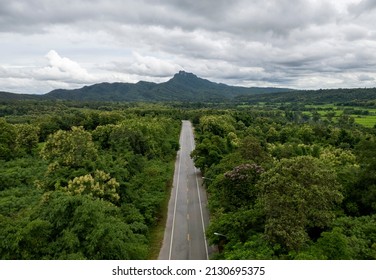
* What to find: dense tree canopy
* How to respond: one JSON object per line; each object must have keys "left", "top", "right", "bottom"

{"left": 0, "top": 103, "right": 180, "bottom": 260}
{"left": 192, "top": 105, "right": 376, "bottom": 260}
{"left": 1, "top": 98, "right": 375, "bottom": 260}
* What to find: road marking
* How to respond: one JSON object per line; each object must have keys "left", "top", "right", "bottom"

{"left": 194, "top": 167, "right": 209, "bottom": 260}
{"left": 188, "top": 122, "right": 209, "bottom": 260}
{"left": 168, "top": 126, "right": 184, "bottom": 260}
{"left": 166, "top": 121, "right": 209, "bottom": 260}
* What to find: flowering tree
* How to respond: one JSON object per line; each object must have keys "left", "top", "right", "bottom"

{"left": 40, "top": 126, "right": 98, "bottom": 168}
{"left": 66, "top": 170, "right": 120, "bottom": 203}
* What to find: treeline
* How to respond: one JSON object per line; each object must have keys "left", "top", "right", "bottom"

{"left": 191, "top": 108, "right": 376, "bottom": 259}
{"left": 236, "top": 87, "right": 376, "bottom": 107}
{"left": 0, "top": 103, "right": 180, "bottom": 259}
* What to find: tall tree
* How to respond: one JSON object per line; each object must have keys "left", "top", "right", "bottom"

{"left": 40, "top": 126, "right": 98, "bottom": 169}
{"left": 15, "top": 124, "right": 39, "bottom": 155}
{"left": 0, "top": 119, "right": 16, "bottom": 160}
{"left": 257, "top": 156, "right": 343, "bottom": 252}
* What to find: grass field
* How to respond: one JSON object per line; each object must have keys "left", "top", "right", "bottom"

{"left": 354, "top": 115, "right": 376, "bottom": 128}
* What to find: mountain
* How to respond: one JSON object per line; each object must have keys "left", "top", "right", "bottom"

{"left": 0, "top": 71, "right": 291, "bottom": 102}
{"left": 2, "top": 73, "right": 375, "bottom": 105}
{"left": 44, "top": 71, "right": 291, "bottom": 102}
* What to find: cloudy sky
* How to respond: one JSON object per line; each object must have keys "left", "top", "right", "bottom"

{"left": 1, "top": 0, "right": 376, "bottom": 94}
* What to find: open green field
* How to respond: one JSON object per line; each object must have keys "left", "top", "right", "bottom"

{"left": 354, "top": 115, "right": 376, "bottom": 127}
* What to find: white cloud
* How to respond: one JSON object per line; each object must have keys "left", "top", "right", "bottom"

{"left": 34, "top": 50, "right": 94, "bottom": 83}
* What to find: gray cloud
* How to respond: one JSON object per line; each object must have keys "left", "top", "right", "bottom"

{"left": 349, "top": 0, "right": 376, "bottom": 15}
{"left": 0, "top": 0, "right": 339, "bottom": 35}
{"left": 1, "top": 0, "right": 376, "bottom": 93}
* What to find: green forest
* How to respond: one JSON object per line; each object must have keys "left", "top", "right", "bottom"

{"left": 191, "top": 106, "right": 376, "bottom": 260}
{"left": 1, "top": 96, "right": 376, "bottom": 259}
{"left": 0, "top": 101, "right": 181, "bottom": 259}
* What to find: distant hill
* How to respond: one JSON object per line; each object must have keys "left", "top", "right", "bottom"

{"left": 0, "top": 91, "right": 43, "bottom": 101}
{"left": 0, "top": 71, "right": 291, "bottom": 102}
{"left": 4, "top": 71, "right": 375, "bottom": 105}
{"left": 45, "top": 71, "right": 291, "bottom": 102}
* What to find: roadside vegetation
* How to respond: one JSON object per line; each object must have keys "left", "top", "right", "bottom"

{"left": 191, "top": 106, "right": 376, "bottom": 260}
{"left": 0, "top": 102, "right": 180, "bottom": 259}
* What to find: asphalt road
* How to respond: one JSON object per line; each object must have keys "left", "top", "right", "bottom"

{"left": 158, "top": 120, "right": 211, "bottom": 260}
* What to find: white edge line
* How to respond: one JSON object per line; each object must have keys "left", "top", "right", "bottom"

{"left": 189, "top": 122, "right": 209, "bottom": 260}
{"left": 168, "top": 122, "right": 184, "bottom": 260}
{"left": 195, "top": 168, "right": 209, "bottom": 260}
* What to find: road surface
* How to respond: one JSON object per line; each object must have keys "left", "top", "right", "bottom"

{"left": 158, "top": 120, "right": 211, "bottom": 260}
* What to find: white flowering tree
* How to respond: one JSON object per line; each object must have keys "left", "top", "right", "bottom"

{"left": 66, "top": 170, "right": 120, "bottom": 203}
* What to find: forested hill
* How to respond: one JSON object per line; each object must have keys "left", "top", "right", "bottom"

{"left": 0, "top": 91, "right": 42, "bottom": 101}
{"left": 45, "top": 71, "right": 290, "bottom": 101}
{"left": 0, "top": 71, "right": 290, "bottom": 102}
{"left": 2, "top": 71, "right": 376, "bottom": 104}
